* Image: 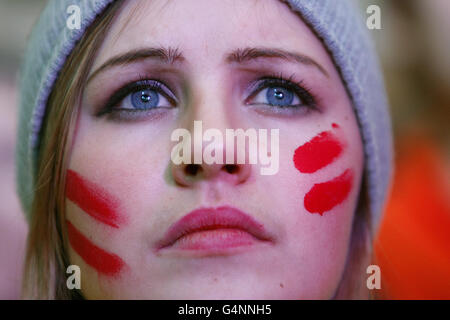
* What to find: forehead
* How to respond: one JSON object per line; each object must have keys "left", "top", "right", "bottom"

{"left": 93, "top": 0, "right": 331, "bottom": 72}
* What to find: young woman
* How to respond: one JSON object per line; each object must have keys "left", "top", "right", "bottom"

{"left": 17, "top": 0, "right": 393, "bottom": 299}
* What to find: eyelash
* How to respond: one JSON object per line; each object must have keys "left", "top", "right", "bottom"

{"left": 96, "top": 72, "right": 318, "bottom": 120}
{"left": 246, "top": 71, "right": 317, "bottom": 110}
{"left": 96, "top": 75, "right": 176, "bottom": 118}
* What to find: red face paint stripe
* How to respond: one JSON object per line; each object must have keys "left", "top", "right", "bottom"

{"left": 293, "top": 130, "right": 343, "bottom": 173}
{"left": 304, "top": 169, "right": 353, "bottom": 215}
{"left": 66, "top": 169, "right": 122, "bottom": 228}
{"left": 66, "top": 220, "right": 125, "bottom": 276}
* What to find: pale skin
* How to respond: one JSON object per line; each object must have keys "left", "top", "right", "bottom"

{"left": 66, "top": 0, "right": 364, "bottom": 299}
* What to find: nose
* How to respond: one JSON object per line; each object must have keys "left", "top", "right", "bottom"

{"left": 171, "top": 127, "right": 252, "bottom": 187}
{"left": 173, "top": 160, "right": 251, "bottom": 186}
{"left": 170, "top": 74, "right": 253, "bottom": 187}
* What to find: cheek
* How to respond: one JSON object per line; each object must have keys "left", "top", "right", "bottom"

{"left": 293, "top": 124, "right": 343, "bottom": 174}
{"left": 67, "top": 220, "right": 126, "bottom": 276}
{"left": 66, "top": 169, "right": 125, "bottom": 228}
{"left": 68, "top": 124, "right": 170, "bottom": 226}
{"left": 292, "top": 123, "right": 355, "bottom": 216}
{"left": 65, "top": 169, "right": 128, "bottom": 277}
{"left": 65, "top": 136, "right": 168, "bottom": 279}
{"left": 304, "top": 169, "right": 353, "bottom": 215}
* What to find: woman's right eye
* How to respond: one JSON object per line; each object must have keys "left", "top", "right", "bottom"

{"left": 117, "top": 87, "right": 172, "bottom": 110}
{"left": 98, "top": 79, "right": 177, "bottom": 119}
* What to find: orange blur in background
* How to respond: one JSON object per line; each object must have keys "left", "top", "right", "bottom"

{"left": 375, "top": 133, "right": 450, "bottom": 299}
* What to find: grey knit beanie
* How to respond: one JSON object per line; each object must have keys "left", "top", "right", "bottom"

{"left": 16, "top": 0, "right": 393, "bottom": 233}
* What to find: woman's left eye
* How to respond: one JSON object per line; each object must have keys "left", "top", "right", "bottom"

{"left": 253, "top": 86, "right": 300, "bottom": 107}
{"left": 245, "top": 76, "right": 316, "bottom": 110}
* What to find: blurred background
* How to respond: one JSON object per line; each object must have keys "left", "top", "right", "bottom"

{"left": 0, "top": 0, "right": 449, "bottom": 299}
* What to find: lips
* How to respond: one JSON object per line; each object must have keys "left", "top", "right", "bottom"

{"left": 156, "top": 206, "right": 273, "bottom": 252}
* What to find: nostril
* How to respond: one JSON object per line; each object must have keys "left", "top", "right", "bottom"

{"left": 224, "top": 164, "right": 239, "bottom": 174}
{"left": 185, "top": 164, "right": 201, "bottom": 176}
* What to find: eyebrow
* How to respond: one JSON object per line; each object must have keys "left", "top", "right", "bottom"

{"left": 87, "top": 47, "right": 185, "bottom": 83}
{"left": 225, "top": 47, "right": 329, "bottom": 77}
{"left": 87, "top": 46, "right": 329, "bottom": 84}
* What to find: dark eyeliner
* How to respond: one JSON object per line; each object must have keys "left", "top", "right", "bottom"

{"left": 96, "top": 79, "right": 176, "bottom": 117}
{"left": 246, "top": 72, "right": 318, "bottom": 110}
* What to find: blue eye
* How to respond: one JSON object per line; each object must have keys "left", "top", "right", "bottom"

{"left": 98, "top": 79, "right": 177, "bottom": 120}
{"left": 116, "top": 81, "right": 174, "bottom": 111}
{"left": 130, "top": 89, "right": 160, "bottom": 109}
{"left": 265, "top": 86, "right": 296, "bottom": 107}
{"left": 246, "top": 75, "right": 316, "bottom": 110}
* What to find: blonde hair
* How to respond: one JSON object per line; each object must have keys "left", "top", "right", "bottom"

{"left": 334, "top": 181, "right": 374, "bottom": 299}
{"left": 22, "top": 1, "right": 124, "bottom": 299}
{"left": 22, "top": 0, "right": 374, "bottom": 299}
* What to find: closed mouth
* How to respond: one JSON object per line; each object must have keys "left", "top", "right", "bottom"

{"left": 155, "top": 205, "right": 273, "bottom": 252}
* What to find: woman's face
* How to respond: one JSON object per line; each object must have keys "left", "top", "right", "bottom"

{"left": 66, "top": 0, "right": 364, "bottom": 299}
